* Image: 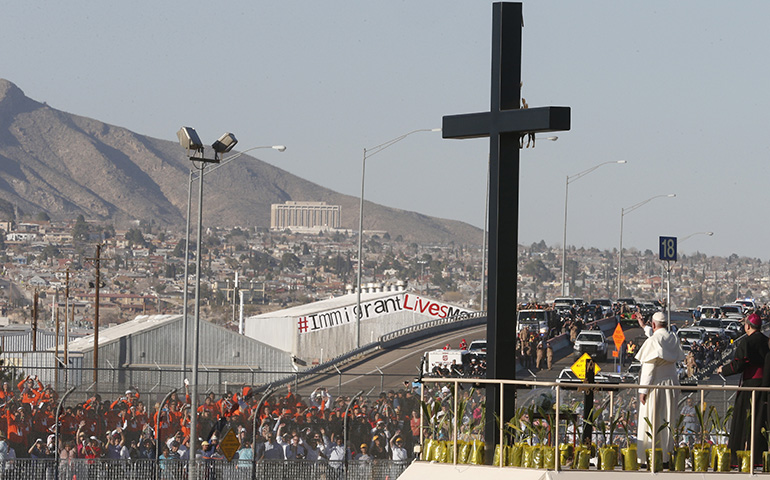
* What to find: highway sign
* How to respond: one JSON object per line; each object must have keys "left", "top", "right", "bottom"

{"left": 219, "top": 429, "right": 241, "bottom": 462}
{"left": 612, "top": 323, "right": 626, "bottom": 350}
{"left": 659, "top": 236, "right": 677, "bottom": 262}
{"left": 570, "top": 352, "right": 601, "bottom": 380}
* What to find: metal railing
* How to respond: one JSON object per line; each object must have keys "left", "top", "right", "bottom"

{"left": 420, "top": 376, "right": 770, "bottom": 473}
{"left": 0, "top": 458, "right": 410, "bottom": 480}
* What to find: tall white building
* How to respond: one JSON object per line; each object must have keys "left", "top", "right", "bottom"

{"left": 270, "top": 201, "right": 341, "bottom": 231}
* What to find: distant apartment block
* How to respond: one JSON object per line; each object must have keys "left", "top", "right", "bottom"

{"left": 271, "top": 201, "right": 341, "bottom": 232}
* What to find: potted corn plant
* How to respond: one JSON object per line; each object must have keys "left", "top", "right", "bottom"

{"left": 643, "top": 416, "right": 669, "bottom": 472}
{"left": 497, "top": 406, "right": 528, "bottom": 467}
{"left": 709, "top": 405, "right": 733, "bottom": 472}
{"left": 691, "top": 404, "right": 711, "bottom": 472}
{"left": 668, "top": 414, "right": 689, "bottom": 471}
{"left": 619, "top": 410, "right": 638, "bottom": 471}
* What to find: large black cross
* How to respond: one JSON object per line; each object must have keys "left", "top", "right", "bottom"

{"left": 442, "top": 2, "right": 570, "bottom": 461}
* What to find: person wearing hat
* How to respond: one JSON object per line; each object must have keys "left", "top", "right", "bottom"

{"left": 716, "top": 312, "right": 769, "bottom": 466}
{"left": 635, "top": 311, "right": 685, "bottom": 468}
{"left": 389, "top": 433, "right": 408, "bottom": 461}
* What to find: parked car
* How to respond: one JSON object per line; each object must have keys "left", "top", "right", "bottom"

{"left": 616, "top": 297, "right": 637, "bottom": 307}
{"left": 625, "top": 362, "right": 642, "bottom": 382}
{"left": 697, "top": 318, "right": 726, "bottom": 339}
{"left": 468, "top": 340, "right": 487, "bottom": 355}
{"left": 553, "top": 297, "right": 580, "bottom": 316}
{"left": 638, "top": 301, "right": 658, "bottom": 320}
{"left": 735, "top": 298, "right": 758, "bottom": 312}
{"left": 721, "top": 319, "right": 743, "bottom": 340}
{"left": 677, "top": 327, "right": 706, "bottom": 346}
{"left": 573, "top": 330, "right": 608, "bottom": 361}
{"left": 697, "top": 305, "right": 721, "bottom": 319}
{"left": 590, "top": 298, "right": 614, "bottom": 317}
{"left": 721, "top": 303, "right": 745, "bottom": 320}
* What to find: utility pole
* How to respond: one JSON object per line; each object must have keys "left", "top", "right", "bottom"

{"left": 32, "top": 288, "right": 38, "bottom": 351}
{"left": 54, "top": 288, "right": 59, "bottom": 391}
{"left": 64, "top": 268, "right": 69, "bottom": 368}
{"left": 87, "top": 245, "right": 104, "bottom": 386}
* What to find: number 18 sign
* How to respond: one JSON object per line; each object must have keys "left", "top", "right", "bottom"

{"left": 659, "top": 236, "right": 677, "bottom": 262}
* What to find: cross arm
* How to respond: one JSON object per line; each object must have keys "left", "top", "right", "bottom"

{"left": 442, "top": 106, "right": 571, "bottom": 139}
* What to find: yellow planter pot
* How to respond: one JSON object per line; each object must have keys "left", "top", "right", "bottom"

{"left": 692, "top": 445, "right": 710, "bottom": 472}
{"left": 620, "top": 445, "right": 638, "bottom": 471}
{"left": 645, "top": 448, "right": 663, "bottom": 472}
{"left": 736, "top": 450, "right": 751, "bottom": 473}
{"left": 598, "top": 446, "right": 617, "bottom": 471}
{"left": 713, "top": 445, "right": 731, "bottom": 472}
{"left": 508, "top": 443, "right": 523, "bottom": 467}
{"left": 671, "top": 446, "right": 689, "bottom": 471}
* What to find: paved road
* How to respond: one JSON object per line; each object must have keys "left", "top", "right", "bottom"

{"left": 293, "top": 310, "right": 733, "bottom": 401}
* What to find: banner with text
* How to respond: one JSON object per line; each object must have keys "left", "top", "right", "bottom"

{"left": 296, "top": 293, "right": 473, "bottom": 333}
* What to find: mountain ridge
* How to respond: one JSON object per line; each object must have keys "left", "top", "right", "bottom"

{"left": 0, "top": 79, "right": 481, "bottom": 245}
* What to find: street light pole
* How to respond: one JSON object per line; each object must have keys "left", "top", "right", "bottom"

{"left": 355, "top": 128, "right": 439, "bottom": 348}
{"left": 560, "top": 160, "right": 626, "bottom": 296}
{"left": 181, "top": 145, "right": 285, "bottom": 385}
{"left": 617, "top": 193, "right": 676, "bottom": 298}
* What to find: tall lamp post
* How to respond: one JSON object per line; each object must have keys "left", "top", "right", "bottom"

{"left": 181, "top": 144, "right": 285, "bottom": 384}
{"left": 617, "top": 193, "right": 676, "bottom": 298}
{"left": 560, "top": 160, "right": 626, "bottom": 296}
{"left": 355, "top": 128, "right": 440, "bottom": 348}
{"left": 177, "top": 127, "right": 245, "bottom": 480}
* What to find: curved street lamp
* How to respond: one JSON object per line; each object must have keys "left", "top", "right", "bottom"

{"left": 617, "top": 193, "right": 676, "bottom": 298}
{"left": 560, "top": 160, "right": 626, "bottom": 296}
{"left": 679, "top": 231, "right": 714, "bottom": 244}
{"left": 355, "top": 128, "right": 440, "bottom": 348}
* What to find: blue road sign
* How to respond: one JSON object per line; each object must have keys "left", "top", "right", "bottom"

{"left": 659, "top": 236, "right": 677, "bottom": 262}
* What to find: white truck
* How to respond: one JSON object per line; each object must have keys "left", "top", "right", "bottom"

{"left": 422, "top": 349, "right": 469, "bottom": 376}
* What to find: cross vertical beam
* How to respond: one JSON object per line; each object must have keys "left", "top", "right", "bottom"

{"left": 442, "top": 2, "right": 570, "bottom": 462}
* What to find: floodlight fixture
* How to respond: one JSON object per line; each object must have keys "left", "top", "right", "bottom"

{"left": 177, "top": 127, "right": 204, "bottom": 152}
{"left": 212, "top": 133, "right": 238, "bottom": 154}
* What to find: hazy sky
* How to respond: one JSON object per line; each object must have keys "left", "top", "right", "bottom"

{"left": 3, "top": 1, "right": 770, "bottom": 260}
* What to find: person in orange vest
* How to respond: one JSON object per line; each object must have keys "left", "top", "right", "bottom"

{"left": 17, "top": 376, "right": 43, "bottom": 405}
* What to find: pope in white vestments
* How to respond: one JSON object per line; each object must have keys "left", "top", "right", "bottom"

{"left": 635, "top": 312, "right": 685, "bottom": 464}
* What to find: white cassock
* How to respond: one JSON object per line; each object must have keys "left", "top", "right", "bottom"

{"left": 635, "top": 327, "right": 685, "bottom": 463}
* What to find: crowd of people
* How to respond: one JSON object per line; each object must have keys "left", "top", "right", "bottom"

{"left": 0, "top": 377, "right": 423, "bottom": 469}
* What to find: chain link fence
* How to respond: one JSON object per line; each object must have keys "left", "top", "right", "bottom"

{"left": 0, "top": 458, "right": 410, "bottom": 480}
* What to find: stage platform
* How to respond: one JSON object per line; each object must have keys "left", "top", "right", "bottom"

{"left": 398, "top": 462, "right": 761, "bottom": 479}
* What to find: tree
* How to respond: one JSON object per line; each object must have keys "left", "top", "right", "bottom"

{"left": 35, "top": 212, "right": 50, "bottom": 222}
{"left": 522, "top": 259, "right": 555, "bottom": 283}
{"left": 125, "top": 228, "right": 147, "bottom": 248}
{"left": 280, "top": 253, "right": 302, "bottom": 271}
{"left": 72, "top": 215, "right": 89, "bottom": 242}
{"left": 172, "top": 239, "right": 186, "bottom": 258}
